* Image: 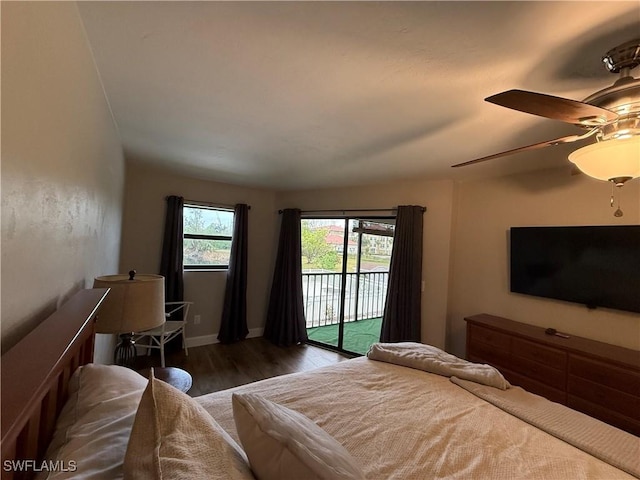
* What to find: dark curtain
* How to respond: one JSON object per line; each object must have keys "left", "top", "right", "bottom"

{"left": 159, "top": 195, "right": 184, "bottom": 303}
{"left": 218, "top": 204, "right": 249, "bottom": 343}
{"left": 264, "top": 208, "right": 308, "bottom": 347}
{"left": 380, "top": 205, "right": 424, "bottom": 343}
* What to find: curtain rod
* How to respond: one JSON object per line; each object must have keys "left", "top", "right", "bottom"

{"left": 278, "top": 207, "right": 426, "bottom": 214}
{"left": 181, "top": 198, "right": 251, "bottom": 210}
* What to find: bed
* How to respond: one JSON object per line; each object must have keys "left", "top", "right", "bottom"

{"left": 2, "top": 289, "right": 639, "bottom": 479}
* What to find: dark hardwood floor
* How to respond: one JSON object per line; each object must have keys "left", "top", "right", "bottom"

{"left": 132, "top": 337, "right": 351, "bottom": 397}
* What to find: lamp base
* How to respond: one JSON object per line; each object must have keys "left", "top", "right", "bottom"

{"left": 114, "top": 333, "right": 137, "bottom": 368}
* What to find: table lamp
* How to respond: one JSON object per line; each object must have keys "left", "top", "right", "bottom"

{"left": 93, "top": 270, "right": 165, "bottom": 366}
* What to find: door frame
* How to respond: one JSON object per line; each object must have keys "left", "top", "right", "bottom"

{"left": 301, "top": 215, "right": 395, "bottom": 355}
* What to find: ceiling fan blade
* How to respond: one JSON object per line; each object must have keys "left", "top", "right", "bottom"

{"left": 451, "top": 134, "right": 585, "bottom": 168}
{"left": 486, "top": 89, "right": 618, "bottom": 126}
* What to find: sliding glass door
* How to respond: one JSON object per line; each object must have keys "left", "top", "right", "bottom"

{"left": 301, "top": 217, "right": 394, "bottom": 355}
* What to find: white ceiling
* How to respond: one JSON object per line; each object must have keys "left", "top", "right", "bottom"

{"left": 77, "top": 1, "right": 640, "bottom": 190}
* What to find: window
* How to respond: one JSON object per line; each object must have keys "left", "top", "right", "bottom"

{"left": 183, "top": 204, "right": 234, "bottom": 269}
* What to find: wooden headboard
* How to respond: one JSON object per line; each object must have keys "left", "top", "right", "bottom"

{"left": 1, "top": 288, "right": 109, "bottom": 480}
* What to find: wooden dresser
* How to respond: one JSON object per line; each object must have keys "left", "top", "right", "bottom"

{"left": 465, "top": 313, "right": 640, "bottom": 436}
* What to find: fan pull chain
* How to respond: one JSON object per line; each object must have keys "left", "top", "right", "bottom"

{"left": 610, "top": 182, "right": 615, "bottom": 207}
{"left": 610, "top": 181, "right": 624, "bottom": 217}
{"left": 614, "top": 197, "right": 624, "bottom": 217}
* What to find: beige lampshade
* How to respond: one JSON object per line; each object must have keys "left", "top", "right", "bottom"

{"left": 568, "top": 137, "right": 640, "bottom": 183}
{"left": 93, "top": 273, "right": 165, "bottom": 334}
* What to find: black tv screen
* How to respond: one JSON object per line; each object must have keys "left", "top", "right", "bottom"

{"left": 510, "top": 225, "right": 640, "bottom": 313}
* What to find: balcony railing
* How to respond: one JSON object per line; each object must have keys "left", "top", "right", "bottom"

{"left": 302, "top": 271, "right": 388, "bottom": 329}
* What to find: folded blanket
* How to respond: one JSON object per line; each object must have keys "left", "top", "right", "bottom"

{"left": 451, "top": 377, "right": 640, "bottom": 478}
{"left": 366, "top": 342, "right": 510, "bottom": 390}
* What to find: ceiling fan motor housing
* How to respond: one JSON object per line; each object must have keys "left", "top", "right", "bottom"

{"left": 574, "top": 41, "right": 640, "bottom": 187}
{"left": 583, "top": 40, "right": 640, "bottom": 143}
{"left": 585, "top": 82, "right": 640, "bottom": 142}
{"left": 602, "top": 39, "right": 640, "bottom": 74}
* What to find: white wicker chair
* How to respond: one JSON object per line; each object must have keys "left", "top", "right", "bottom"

{"left": 133, "top": 301, "right": 193, "bottom": 368}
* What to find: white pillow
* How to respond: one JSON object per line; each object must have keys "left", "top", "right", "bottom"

{"left": 39, "top": 364, "right": 148, "bottom": 479}
{"left": 232, "top": 393, "right": 365, "bottom": 480}
{"left": 124, "top": 371, "right": 254, "bottom": 480}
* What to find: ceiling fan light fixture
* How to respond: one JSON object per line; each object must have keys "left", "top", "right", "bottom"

{"left": 568, "top": 137, "right": 640, "bottom": 185}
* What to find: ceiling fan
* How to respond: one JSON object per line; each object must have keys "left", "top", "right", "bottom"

{"left": 453, "top": 39, "right": 640, "bottom": 189}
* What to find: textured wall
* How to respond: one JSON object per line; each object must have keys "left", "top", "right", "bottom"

{"left": 1, "top": 2, "right": 125, "bottom": 356}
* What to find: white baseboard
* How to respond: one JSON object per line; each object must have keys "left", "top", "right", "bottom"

{"left": 185, "top": 327, "right": 264, "bottom": 348}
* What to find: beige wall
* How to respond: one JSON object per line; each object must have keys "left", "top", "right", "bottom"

{"left": 120, "top": 160, "right": 278, "bottom": 343}
{"left": 1, "top": 2, "right": 125, "bottom": 358}
{"left": 448, "top": 167, "right": 640, "bottom": 357}
{"left": 120, "top": 165, "right": 639, "bottom": 358}
{"left": 277, "top": 179, "right": 455, "bottom": 349}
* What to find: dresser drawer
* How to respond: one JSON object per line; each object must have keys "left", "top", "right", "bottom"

{"left": 508, "top": 354, "right": 565, "bottom": 391}
{"left": 569, "top": 355, "right": 640, "bottom": 397}
{"left": 465, "top": 314, "right": 640, "bottom": 436}
{"left": 467, "top": 340, "right": 510, "bottom": 368}
{"left": 567, "top": 375, "right": 639, "bottom": 421}
{"left": 512, "top": 337, "right": 566, "bottom": 369}
{"left": 505, "top": 370, "right": 566, "bottom": 404}
{"left": 568, "top": 395, "right": 640, "bottom": 437}
{"left": 468, "top": 324, "right": 511, "bottom": 350}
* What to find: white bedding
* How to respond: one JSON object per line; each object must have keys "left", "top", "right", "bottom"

{"left": 367, "top": 341, "right": 510, "bottom": 389}
{"left": 196, "top": 357, "right": 638, "bottom": 480}
{"left": 452, "top": 377, "right": 640, "bottom": 477}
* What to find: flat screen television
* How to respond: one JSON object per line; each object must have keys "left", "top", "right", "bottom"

{"left": 509, "top": 225, "right": 640, "bottom": 313}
